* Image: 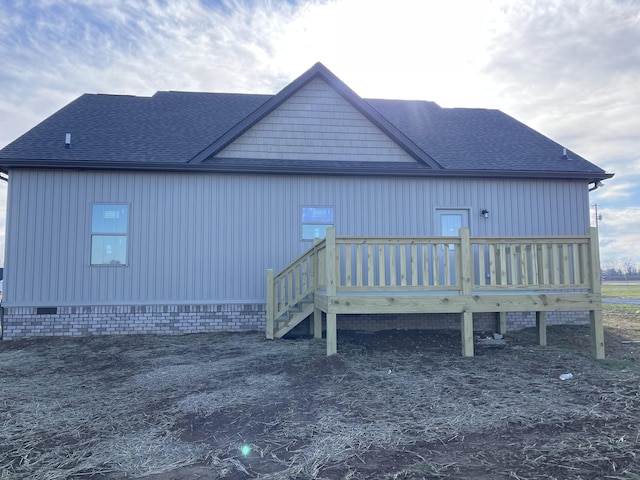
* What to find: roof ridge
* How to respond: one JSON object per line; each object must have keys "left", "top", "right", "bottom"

{"left": 153, "top": 90, "right": 272, "bottom": 97}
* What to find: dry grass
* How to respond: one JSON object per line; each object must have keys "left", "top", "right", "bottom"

{"left": 602, "top": 284, "right": 640, "bottom": 299}
{"left": 1, "top": 316, "right": 639, "bottom": 479}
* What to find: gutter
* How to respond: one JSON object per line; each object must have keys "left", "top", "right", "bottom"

{"left": 0, "top": 159, "right": 614, "bottom": 184}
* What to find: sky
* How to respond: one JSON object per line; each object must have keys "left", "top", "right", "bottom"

{"left": 0, "top": 0, "right": 638, "bottom": 269}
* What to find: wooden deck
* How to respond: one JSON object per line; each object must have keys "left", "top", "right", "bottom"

{"left": 266, "top": 227, "right": 604, "bottom": 359}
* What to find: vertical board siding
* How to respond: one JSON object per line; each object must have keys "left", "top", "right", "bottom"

{"left": 214, "top": 78, "right": 416, "bottom": 163}
{"left": 4, "top": 169, "right": 589, "bottom": 306}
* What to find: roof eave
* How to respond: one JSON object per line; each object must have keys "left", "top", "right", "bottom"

{"left": 0, "top": 159, "right": 613, "bottom": 183}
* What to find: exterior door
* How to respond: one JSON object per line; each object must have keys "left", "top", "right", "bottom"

{"left": 435, "top": 209, "right": 470, "bottom": 284}
{"left": 436, "top": 209, "right": 469, "bottom": 236}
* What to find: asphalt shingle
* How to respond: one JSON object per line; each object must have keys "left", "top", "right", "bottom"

{"left": 0, "top": 86, "right": 608, "bottom": 178}
{"left": 0, "top": 91, "right": 270, "bottom": 164}
{"left": 367, "top": 99, "right": 603, "bottom": 173}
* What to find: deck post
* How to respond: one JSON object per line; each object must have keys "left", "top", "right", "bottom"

{"left": 459, "top": 227, "right": 472, "bottom": 296}
{"left": 587, "top": 227, "right": 605, "bottom": 359}
{"left": 325, "top": 227, "right": 337, "bottom": 297}
{"left": 310, "top": 238, "right": 323, "bottom": 339}
{"left": 325, "top": 227, "right": 337, "bottom": 355}
{"left": 461, "top": 311, "right": 474, "bottom": 357}
{"left": 313, "top": 307, "right": 322, "bottom": 339}
{"left": 312, "top": 237, "right": 320, "bottom": 290}
{"left": 459, "top": 228, "right": 474, "bottom": 357}
{"left": 536, "top": 311, "right": 547, "bottom": 346}
{"left": 326, "top": 313, "right": 337, "bottom": 355}
{"left": 498, "top": 312, "right": 507, "bottom": 334}
{"left": 590, "top": 310, "right": 605, "bottom": 360}
{"left": 266, "top": 269, "right": 274, "bottom": 340}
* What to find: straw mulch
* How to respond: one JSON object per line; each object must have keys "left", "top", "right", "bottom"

{"left": 1, "top": 309, "right": 639, "bottom": 479}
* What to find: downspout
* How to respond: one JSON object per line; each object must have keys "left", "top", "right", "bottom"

{"left": 0, "top": 171, "right": 6, "bottom": 338}
{"left": 589, "top": 180, "right": 603, "bottom": 192}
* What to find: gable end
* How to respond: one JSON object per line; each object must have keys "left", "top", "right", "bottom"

{"left": 190, "top": 62, "right": 441, "bottom": 168}
{"left": 211, "top": 78, "right": 417, "bottom": 163}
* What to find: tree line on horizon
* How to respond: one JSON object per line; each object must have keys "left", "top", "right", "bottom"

{"left": 601, "top": 259, "right": 640, "bottom": 281}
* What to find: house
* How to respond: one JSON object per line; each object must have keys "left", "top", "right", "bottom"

{"left": 0, "top": 63, "right": 612, "bottom": 355}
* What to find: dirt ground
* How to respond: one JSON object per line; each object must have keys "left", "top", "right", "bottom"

{"left": 1, "top": 308, "right": 639, "bottom": 480}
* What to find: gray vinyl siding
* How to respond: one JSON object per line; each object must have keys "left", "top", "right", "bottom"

{"left": 3, "top": 169, "right": 590, "bottom": 307}
{"left": 214, "top": 78, "right": 416, "bottom": 163}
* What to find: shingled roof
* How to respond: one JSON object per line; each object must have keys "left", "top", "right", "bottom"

{"left": 0, "top": 63, "right": 612, "bottom": 184}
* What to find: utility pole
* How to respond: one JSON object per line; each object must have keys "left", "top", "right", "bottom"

{"left": 594, "top": 203, "right": 602, "bottom": 228}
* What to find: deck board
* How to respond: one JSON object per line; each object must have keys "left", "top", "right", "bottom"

{"left": 316, "top": 292, "right": 599, "bottom": 315}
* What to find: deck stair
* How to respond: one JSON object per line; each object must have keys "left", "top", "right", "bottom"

{"left": 266, "top": 239, "right": 326, "bottom": 340}
{"left": 273, "top": 299, "right": 315, "bottom": 338}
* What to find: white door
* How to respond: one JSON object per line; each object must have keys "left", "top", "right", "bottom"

{"left": 435, "top": 209, "right": 469, "bottom": 285}
{"left": 436, "top": 209, "right": 469, "bottom": 236}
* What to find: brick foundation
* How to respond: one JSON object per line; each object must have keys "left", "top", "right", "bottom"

{"left": 0, "top": 303, "right": 589, "bottom": 340}
{"left": 0, "top": 304, "right": 266, "bottom": 340}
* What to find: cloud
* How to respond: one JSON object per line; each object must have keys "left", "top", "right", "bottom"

{"left": 481, "top": 0, "right": 640, "bottom": 260}
{"left": 593, "top": 178, "right": 636, "bottom": 202}
{"left": 0, "top": 0, "right": 308, "bottom": 146}
{"left": 596, "top": 206, "right": 640, "bottom": 264}
{"left": 485, "top": 1, "right": 640, "bottom": 92}
{"left": 483, "top": 1, "right": 640, "bottom": 161}
{"left": 0, "top": 0, "right": 525, "bottom": 155}
{"left": 0, "top": 0, "right": 638, "bottom": 266}
{"left": 266, "top": 0, "right": 505, "bottom": 103}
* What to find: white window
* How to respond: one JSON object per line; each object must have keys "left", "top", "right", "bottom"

{"left": 91, "top": 204, "right": 129, "bottom": 265}
{"left": 301, "top": 207, "right": 334, "bottom": 240}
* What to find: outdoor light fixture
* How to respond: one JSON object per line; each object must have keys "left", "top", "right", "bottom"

{"left": 481, "top": 209, "right": 490, "bottom": 218}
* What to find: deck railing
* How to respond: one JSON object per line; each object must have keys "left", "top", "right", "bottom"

{"left": 266, "top": 227, "right": 601, "bottom": 336}
{"left": 471, "top": 237, "right": 592, "bottom": 289}
{"left": 335, "top": 237, "right": 462, "bottom": 290}
{"left": 330, "top": 229, "right": 599, "bottom": 293}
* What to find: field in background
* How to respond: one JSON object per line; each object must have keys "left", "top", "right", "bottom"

{"left": 602, "top": 283, "right": 640, "bottom": 299}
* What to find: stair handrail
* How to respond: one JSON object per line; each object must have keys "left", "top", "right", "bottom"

{"left": 266, "top": 238, "right": 326, "bottom": 339}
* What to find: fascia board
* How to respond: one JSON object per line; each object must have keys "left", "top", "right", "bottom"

{"left": 1, "top": 159, "right": 613, "bottom": 183}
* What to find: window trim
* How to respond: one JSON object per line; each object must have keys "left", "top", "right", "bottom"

{"left": 90, "top": 203, "right": 130, "bottom": 266}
